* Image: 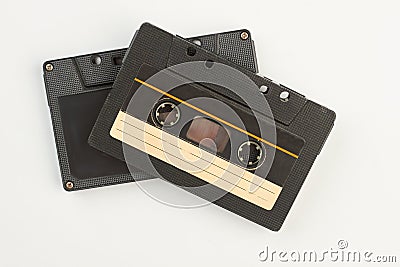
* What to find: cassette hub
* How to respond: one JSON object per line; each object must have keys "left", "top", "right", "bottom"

{"left": 153, "top": 100, "right": 181, "bottom": 127}
{"left": 237, "top": 141, "right": 264, "bottom": 170}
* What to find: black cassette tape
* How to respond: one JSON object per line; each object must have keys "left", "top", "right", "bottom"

{"left": 89, "top": 23, "right": 336, "bottom": 231}
{"left": 43, "top": 29, "right": 259, "bottom": 191}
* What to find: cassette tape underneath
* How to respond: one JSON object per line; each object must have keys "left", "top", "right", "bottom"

{"left": 43, "top": 29, "right": 259, "bottom": 191}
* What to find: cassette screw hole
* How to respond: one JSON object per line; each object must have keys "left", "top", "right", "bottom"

{"left": 91, "top": 55, "right": 102, "bottom": 65}
{"left": 241, "top": 31, "right": 249, "bottom": 40}
{"left": 187, "top": 47, "right": 197, "bottom": 56}
{"left": 192, "top": 39, "right": 202, "bottom": 46}
{"left": 238, "top": 141, "right": 263, "bottom": 169}
{"left": 205, "top": 60, "right": 214, "bottom": 68}
{"left": 65, "top": 181, "right": 74, "bottom": 190}
{"left": 155, "top": 102, "right": 180, "bottom": 127}
{"left": 280, "top": 91, "right": 290, "bottom": 102}
{"left": 45, "top": 63, "right": 54, "bottom": 72}
{"left": 259, "top": 85, "right": 268, "bottom": 93}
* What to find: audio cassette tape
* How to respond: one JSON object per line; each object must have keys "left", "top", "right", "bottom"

{"left": 43, "top": 28, "right": 259, "bottom": 191}
{"left": 89, "top": 23, "right": 336, "bottom": 230}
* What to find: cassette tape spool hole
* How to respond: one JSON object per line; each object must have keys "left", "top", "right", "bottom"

{"left": 237, "top": 141, "right": 264, "bottom": 170}
{"left": 152, "top": 99, "right": 181, "bottom": 127}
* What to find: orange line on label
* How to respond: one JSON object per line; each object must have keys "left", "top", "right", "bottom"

{"left": 134, "top": 78, "right": 299, "bottom": 159}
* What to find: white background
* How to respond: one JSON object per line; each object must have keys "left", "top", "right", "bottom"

{"left": 1, "top": 0, "right": 399, "bottom": 266}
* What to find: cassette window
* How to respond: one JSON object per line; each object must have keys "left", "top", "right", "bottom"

{"left": 186, "top": 117, "right": 230, "bottom": 153}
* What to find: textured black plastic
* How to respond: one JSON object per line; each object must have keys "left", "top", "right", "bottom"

{"left": 186, "top": 30, "right": 258, "bottom": 73}
{"left": 89, "top": 23, "right": 336, "bottom": 231}
{"left": 43, "top": 30, "right": 259, "bottom": 191}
